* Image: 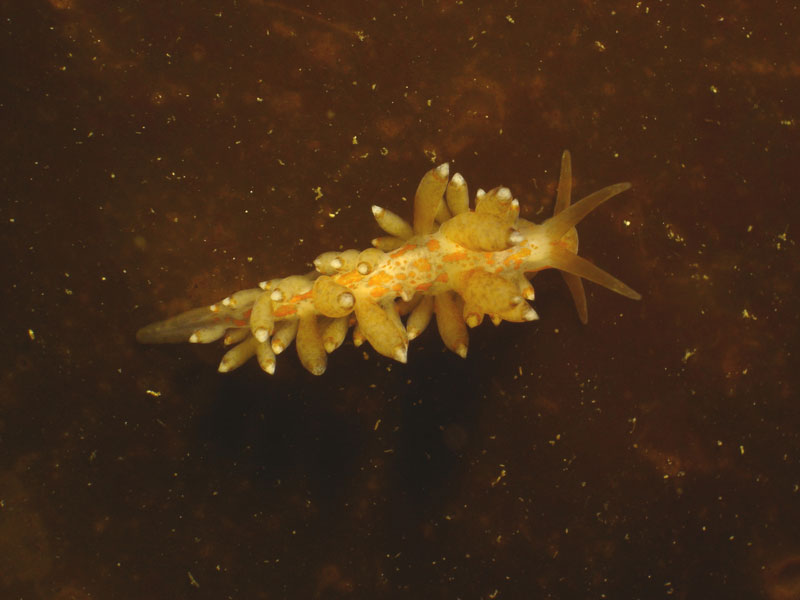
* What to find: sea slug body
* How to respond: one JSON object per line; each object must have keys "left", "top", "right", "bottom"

{"left": 137, "top": 151, "right": 641, "bottom": 375}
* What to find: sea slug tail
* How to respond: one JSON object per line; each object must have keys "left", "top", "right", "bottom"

{"left": 136, "top": 288, "right": 263, "bottom": 344}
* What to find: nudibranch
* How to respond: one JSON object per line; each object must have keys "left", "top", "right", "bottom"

{"left": 137, "top": 151, "right": 641, "bottom": 375}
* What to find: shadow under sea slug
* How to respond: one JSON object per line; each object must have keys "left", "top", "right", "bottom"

{"left": 137, "top": 151, "right": 641, "bottom": 375}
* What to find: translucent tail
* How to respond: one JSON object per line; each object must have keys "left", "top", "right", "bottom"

{"left": 136, "top": 288, "right": 262, "bottom": 344}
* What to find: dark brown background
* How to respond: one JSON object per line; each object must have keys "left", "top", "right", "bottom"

{"left": 2, "top": 1, "right": 798, "bottom": 598}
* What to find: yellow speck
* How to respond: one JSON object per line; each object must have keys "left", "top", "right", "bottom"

{"left": 27, "top": 328, "right": 35, "bottom": 340}
{"left": 380, "top": 147, "right": 389, "bottom": 156}
{"left": 352, "top": 136, "right": 358, "bottom": 145}
{"left": 110, "top": 172, "right": 115, "bottom": 179}
{"left": 187, "top": 571, "right": 200, "bottom": 588}
{"left": 775, "top": 231, "right": 789, "bottom": 250}
{"left": 682, "top": 348, "right": 697, "bottom": 363}
{"left": 505, "top": 14, "right": 515, "bottom": 23}
{"left": 490, "top": 468, "right": 507, "bottom": 487}
{"left": 623, "top": 219, "right": 631, "bottom": 226}
{"left": 312, "top": 186, "right": 323, "bottom": 201}
{"left": 665, "top": 223, "right": 685, "bottom": 243}
{"left": 741, "top": 308, "right": 756, "bottom": 320}
{"left": 594, "top": 40, "right": 607, "bottom": 51}
{"left": 709, "top": 84, "right": 718, "bottom": 94}
{"left": 146, "top": 389, "right": 162, "bottom": 397}
{"left": 739, "top": 445, "right": 745, "bottom": 455}
{"left": 374, "top": 419, "right": 381, "bottom": 431}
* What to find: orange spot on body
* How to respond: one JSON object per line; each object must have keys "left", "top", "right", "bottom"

{"left": 274, "top": 305, "right": 297, "bottom": 318}
{"left": 502, "top": 248, "right": 530, "bottom": 271}
{"left": 425, "top": 239, "right": 441, "bottom": 251}
{"left": 390, "top": 244, "right": 415, "bottom": 258}
{"left": 336, "top": 271, "right": 362, "bottom": 286}
{"left": 368, "top": 271, "right": 393, "bottom": 287}
{"left": 505, "top": 248, "right": 531, "bottom": 264}
{"left": 370, "top": 286, "right": 389, "bottom": 298}
{"left": 443, "top": 251, "right": 467, "bottom": 263}
{"left": 412, "top": 258, "right": 432, "bottom": 271}
{"left": 501, "top": 258, "right": 522, "bottom": 270}
{"left": 290, "top": 291, "right": 313, "bottom": 303}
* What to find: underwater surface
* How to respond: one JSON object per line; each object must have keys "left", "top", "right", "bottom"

{"left": 2, "top": 1, "right": 798, "bottom": 598}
